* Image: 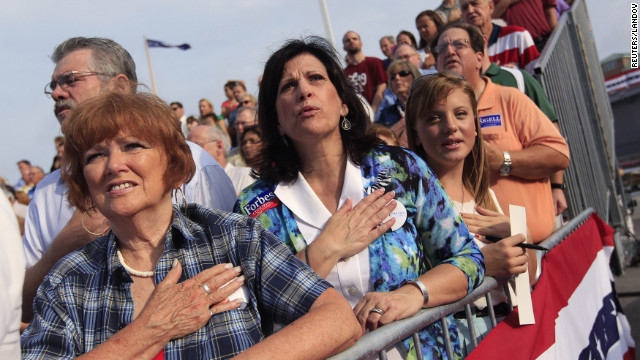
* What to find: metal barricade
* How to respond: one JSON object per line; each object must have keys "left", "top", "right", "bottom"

{"left": 534, "top": 0, "right": 627, "bottom": 230}
{"left": 328, "top": 209, "right": 595, "bottom": 360}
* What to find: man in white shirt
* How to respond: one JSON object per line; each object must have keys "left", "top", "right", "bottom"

{"left": 0, "top": 193, "right": 25, "bottom": 358}
{"left": 189, "top": 125, "right": 255, "bottom": 195}
{"left": 22, "top": 36, "right": 236, "bottom": 322}
{"left": 170, "top": 101, "right": 189, "bottom": 136}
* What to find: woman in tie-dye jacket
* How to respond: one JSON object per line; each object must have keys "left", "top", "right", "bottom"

{"left": 235, "top": 36, "right": 484, "bottom": 360}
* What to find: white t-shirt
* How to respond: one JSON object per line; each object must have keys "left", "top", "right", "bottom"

{"left": 224, "top": 163, "right": 255, "bottom": 196}
{"left": 0, "top": 194, "right": 25, "bottom": 358}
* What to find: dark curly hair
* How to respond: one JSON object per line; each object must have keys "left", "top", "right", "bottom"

{"left": 256, "top": 36, "right": 379, "bottom": 184}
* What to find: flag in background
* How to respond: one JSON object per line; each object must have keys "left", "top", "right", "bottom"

{"left": 146, "top": 39, "right": 191, "bottom": 50}
{"left": 467, "top": 214, "right": 635, "bottom": 360}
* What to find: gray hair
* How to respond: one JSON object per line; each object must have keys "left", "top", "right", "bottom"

{"left": 203, "top": 126, "right": 231, "bottom": 154}
{"left": 393, "top": 43, "right": 418, "bottom": 59}
{"left": 52, "top": 37, "right": 137, "bottom": 91}
{"left": 236, "top": 106, "right": 257, "bottom": 120}
{"left": 380, "top": 35, "right": 396, "bottom": 44}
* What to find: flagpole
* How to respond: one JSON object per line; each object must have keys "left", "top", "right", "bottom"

{"left": 143, "top": 36, "right": 157, "bottom": 95}
{"left": 318, "top": 0, "right": 336, "bottom": 49}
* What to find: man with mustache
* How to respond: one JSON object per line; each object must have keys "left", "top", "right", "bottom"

{"left": 21, "top": 37, "right": 236, "bottom": 321}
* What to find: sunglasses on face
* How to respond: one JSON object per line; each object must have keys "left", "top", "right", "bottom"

{"left": 390, "top": 70, "right": 412, "bottom": 81}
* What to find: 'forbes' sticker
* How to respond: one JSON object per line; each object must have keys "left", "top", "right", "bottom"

{"left": 479, "top": 114, "right": 502, "bottom": 128}
{"left": 244, "top": 190, "right": 280, "bottom": 218}
{"left": 383, "top": 201, "right": 407, "bottom": 232}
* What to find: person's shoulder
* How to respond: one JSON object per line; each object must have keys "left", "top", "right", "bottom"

{"left": 184, "top": 205, "right": 264, "bottom": 246}
{"left": 29, "top": 169, "right": 67, "bottom": 209}
{"left": 490, "top": 78, "right": 522, "bottom": 96}
{"left": 187, "top": 203, "right": 252, "bottom": 228}
{"left": 367, "top": 145, "right": 423, "bottom": 166}
{"left": 228, "top": 165, "right": 252, "bottom": 177}
{"left": 365, "top": 56, "right": 383, "bottom": 63}
{"left": 45, "top": 236, "right": 110, "bottom": 289}
{"left": 235, "top": 179, "right": 277, "bottom": 215}
{"left": 35, "top": 169, "right": 64, "bottom": 192}
{"left": 365, "top": 57, "right": 386, "bottom": 69}
{"left": 499, "top": 25, "right": 531, "bottom": 37}
{"left": 186, "top": 140, "right": 223, "bottom": 168}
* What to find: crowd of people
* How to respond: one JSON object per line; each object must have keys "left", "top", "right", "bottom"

{"left": 0, "top": 0, "right": 574, "bottom": 358}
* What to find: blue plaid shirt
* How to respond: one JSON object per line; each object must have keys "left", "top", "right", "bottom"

{"left": 22, "top": 205, "right": 331, "bottom": 359}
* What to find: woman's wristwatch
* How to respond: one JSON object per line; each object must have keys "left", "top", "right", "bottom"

{"left": 402, "top": 279, "right": 429, "bottom": 305}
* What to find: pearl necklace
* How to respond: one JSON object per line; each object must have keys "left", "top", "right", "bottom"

{"left": 117, "top": 249, "right": 155, "bottom": 278}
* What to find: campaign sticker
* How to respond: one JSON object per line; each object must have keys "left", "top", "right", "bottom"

{"left": 243, "top": 190, "right": 280, "bottom": 218}
{"left": 479, "top": 114, "right": 502, "bottom": 128}
{"left": 383, "top": 201, "right": 407, "bottom": 231}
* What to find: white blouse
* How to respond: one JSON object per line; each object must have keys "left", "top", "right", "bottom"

{"left": 274, "top": 159, "right": 373, "bottom": 308}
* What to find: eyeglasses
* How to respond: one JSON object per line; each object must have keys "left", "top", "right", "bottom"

{"left": 390, "top": 70, "right": 412, "bottom": 81}
{"left": 44, "top": 71, "right": 109, "bottom": 96}
{"left": 433, "top": 39, "right": 470, "bottom": 55}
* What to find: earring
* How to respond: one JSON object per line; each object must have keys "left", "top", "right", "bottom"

{"left": 281, "top": 134, "right": 289, "bottom": 147}
{"left": 173, "top": 187, "right": 188, "bottom": 214}
{"left": 341, "top": 117, "right": 352, "bottom": 131}
{"left": 82, "top": 210, "right": 109, "bottom": 236}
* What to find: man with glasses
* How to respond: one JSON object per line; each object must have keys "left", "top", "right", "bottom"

{"left": 460, "top": 0, "right": 540, "bottom": 74}
{"left": 432, "top": 22, "right": 569, "bottom": 243}
{"left": 170, "top": 101, "right": 188, "bottom": 136}
{"left": 374, "top": 44, "right": 436, "bottom": 123}
{"left": 394, "top": 44, "right": 437, "bottom": 76}
{"left": 22, "top": 37, "right": 236, "bottom": 322}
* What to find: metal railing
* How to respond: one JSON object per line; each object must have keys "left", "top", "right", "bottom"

{"left": 534, "top": 0, "right": 627, "bottom": 231}
{"left": 328, "top": 209, "right": 596, "bottom": 360}
{"left": 533, "top": 0, "right": 634, "bottom": 271}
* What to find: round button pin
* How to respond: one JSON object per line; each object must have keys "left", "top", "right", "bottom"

{"left": 383, "top": 200, "right": 407, "bottom": 231}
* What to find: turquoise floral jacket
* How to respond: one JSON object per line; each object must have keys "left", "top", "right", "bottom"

{"left": 235, "top": 145, "right": 485, "bottom": 360}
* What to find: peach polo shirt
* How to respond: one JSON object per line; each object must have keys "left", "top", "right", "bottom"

{"left": 477, "top": 78, "right": 569, "bottom": 243}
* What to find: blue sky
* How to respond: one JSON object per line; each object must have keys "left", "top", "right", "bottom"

{"left": 0, "top": 0, "right": 631, "bottom": 184}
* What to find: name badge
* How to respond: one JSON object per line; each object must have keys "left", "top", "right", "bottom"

{"left": 480, "top": 114, "right": 502, "bottom": 128}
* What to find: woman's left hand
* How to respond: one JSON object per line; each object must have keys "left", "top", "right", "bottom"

{"left": 352, "top": 285, "right": 424, "bottom": 332}
{"left": 461, "top": 205, "right": 511, "bottom": 239}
